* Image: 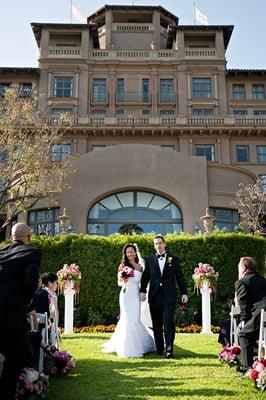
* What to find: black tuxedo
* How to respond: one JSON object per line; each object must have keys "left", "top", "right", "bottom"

{"left": 140, "top": 253, "right": 187, "bottom": 354}
{"left": 0, "top": 240, "right": 41, "bottom": 399}
{"left": 235, "top": 272, "right": 266, "bottom": 368}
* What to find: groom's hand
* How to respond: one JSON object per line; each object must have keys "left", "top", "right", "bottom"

{"left": 181, "top": 294, "right": 188, "bottom": 304}
{"left": 140, "top": 292, "right": 146, "bottom": 302}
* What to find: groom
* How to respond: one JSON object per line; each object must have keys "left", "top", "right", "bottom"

{"left": 140, "top": 234, "right": 188, "bottom": 358}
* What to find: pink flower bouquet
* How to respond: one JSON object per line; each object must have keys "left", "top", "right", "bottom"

{"left": 57, "top": 263, "right": 82, "bottom": 301}
{"left": 44, "top": 347, "right": 75, "bottom": 377}
{"left": 192, "top": 262, "right": 218, "bottom": 292}
{"left": 218, "top": 345, "right": 241, "bottom": 368}
{"left": 16, "top": 368, "right": 49, "bottom": 398}
{"left": 248, "top": 358, "right": 266, "bottom": 391}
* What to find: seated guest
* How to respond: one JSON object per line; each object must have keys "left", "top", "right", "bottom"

{"left": 235, "top": 257, "right": 266, "bottom": 371}
{"left": 31, "top": 276, "right": 50, "bottom": 331}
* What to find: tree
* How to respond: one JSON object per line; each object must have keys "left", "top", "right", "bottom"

{"left": 118, "top": 224, "right": 144, "bottom": 235}
{"left": 0, "top": 88, "right": 74, "bottom": 230}
{"left": 231, "top": 181, "right": 266, "bottom": 233}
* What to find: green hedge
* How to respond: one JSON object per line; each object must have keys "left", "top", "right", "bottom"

{"left": 6, "top": 233, "right": 266, "bottom": 326}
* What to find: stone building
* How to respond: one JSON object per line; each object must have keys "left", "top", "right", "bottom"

{"left": 0, "top": 5, "right": 265, "bottom": 236}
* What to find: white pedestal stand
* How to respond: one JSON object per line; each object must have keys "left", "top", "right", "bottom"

{"left": 64, "top": 280, "right": 75, "bottom": 334}
{"left": 200, "top": 281, "right": 213, "bottom": 334}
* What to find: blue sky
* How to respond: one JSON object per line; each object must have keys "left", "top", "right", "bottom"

{"left": 0, "top": 0, "right": 266, "bottom": 69}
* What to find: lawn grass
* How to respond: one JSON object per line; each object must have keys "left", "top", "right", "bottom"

{"left": 44, "top": 333, "right": 264, "bottom": 400}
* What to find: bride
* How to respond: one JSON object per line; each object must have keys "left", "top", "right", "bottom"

{"left": 102, "top": 243, "right": 155, "bottom": 358}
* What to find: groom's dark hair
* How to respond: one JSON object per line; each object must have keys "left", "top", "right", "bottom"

{"left": 153, "top": 234, "right": 165, "bottom": 243}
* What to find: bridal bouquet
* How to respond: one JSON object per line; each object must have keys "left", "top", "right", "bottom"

{"left": 192, "top": 263, "right": 218, "bottom": 293}
{"left": 248, "top": 358, "right": 266, "bottom": 392}
{"left": 218, "top": 345, "right": 241, "bottom": 368}
{"left": 118, "top": 266, "right": 135, "bottom": 293}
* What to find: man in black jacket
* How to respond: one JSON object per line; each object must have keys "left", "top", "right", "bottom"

{"left": 235, "top": 256, "right": 266, "bottom": 370}
{"left": 140, "top": 235, "right": 188, "bottom": 358}
{"left": 0, "top": 223, "right": 41, "bottom": 399}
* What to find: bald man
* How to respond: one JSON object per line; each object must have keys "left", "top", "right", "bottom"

{"left": 0, "top": 223, "right": 41, "bottom": 399}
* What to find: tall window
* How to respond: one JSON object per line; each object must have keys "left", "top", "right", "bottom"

{"left": 259, "top": 175, "right": 266, "bottom": 193}
{"left": 142, "top": 79, "right": 150, "bottom": 102}
{"left": 19, "top": 83, "right": 32, "bottom": 98}
{"left": 53, "top": 77, "right": 73, "bottom": 97}
{"left": 195, "top": 144, "right": 215, "bottom": 161}
{"left": 192, "top": 109, "right": 214, "bottom": 116}
{"left": 232, "top": 84, "right": 245, "bottom": 100}
{"left": 233, "top": 109, "right": 248, "bottom": 115}
{"left": 92, "top": 79, "right": 107, "bottom": 102}
{"left": 254, "top": 110, "right": 266, "bottom": 115}
{"left": 257, "top": 146, "right": 266, "bottom": 163}
{"left": 160, "top": 109, "right": 175, "bottom": 115}
{"left": 0, "top": 83, "right": 10, "bottom": 98}
{"left": 87, "top": 191, "right": 183, "bottom": 235}
{"left": 51, "top": 144, "right": 71, "bottom": 161}
{"left": 236, "top": 145, "right": 249, "bottom": 162}
{"left": 192, "top": 78, "right": 212, "bottom": 98}
{"left": 159, "top": 79, "right": 174, "bottom": 102}
{"left": 252, "top": 84, "right": 265, "bottom": 100}
{"left": 210, "top": 208, "right": 240, "bottom": 232}
{"left": 116, "top": 79, "right": 124, "bottom": 102}
{"left": 28, "top": 208, "right": 60, "bottom": 236}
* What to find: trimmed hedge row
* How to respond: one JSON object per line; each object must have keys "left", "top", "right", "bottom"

{"left": 21, "top": 233, "right": 266, "bottom": 327}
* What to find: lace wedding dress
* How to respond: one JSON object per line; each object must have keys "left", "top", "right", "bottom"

{"left": 102, "top": 270, "right": 155, "bottom": 358}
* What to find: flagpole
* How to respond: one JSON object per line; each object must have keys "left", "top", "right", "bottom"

{"left": 193, "top": 1, "right": 196, "bottom": 25}
{"left": 70, "top": 0, "right": 73, "bottom": 23}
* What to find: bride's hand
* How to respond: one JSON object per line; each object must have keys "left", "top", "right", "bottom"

{"left": 118, "top": 263, "right": 124, "bottom": 272}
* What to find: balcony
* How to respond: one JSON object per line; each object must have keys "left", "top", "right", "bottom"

{"left": 185, "top": 48, "right": 217, "bottom": 58}
{"left": 91, "top": 49, "right": 177, "bottom": 61}
{"left": 112, "top": 23, "right": 154, "bottom": 32}
{"left": 48, "top": 46, "right": 81, "bottom": 57}
{"left": 43, "top": 114, "right": 266, "bottom": 127}
{"left": 116, "top": 92, "right": 151, "bottom": 103}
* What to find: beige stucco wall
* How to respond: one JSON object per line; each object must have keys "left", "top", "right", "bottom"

{"left": 61, "top": 143, "right": 209, "bottom": 233}
{"left": 208, "top": 164, "right": 256, "bottom": 208}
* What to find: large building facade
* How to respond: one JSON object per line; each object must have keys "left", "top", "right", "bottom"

{"left": 1, "top": 5, "right": 266, "bottom": 235}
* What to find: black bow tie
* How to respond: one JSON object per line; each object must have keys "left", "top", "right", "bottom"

{"left": 157, "top": 253, "right": 166, "bottom": 259}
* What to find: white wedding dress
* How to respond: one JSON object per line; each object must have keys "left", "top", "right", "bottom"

{"left": 102, "top": 270, "right": 155, "bottom": 358}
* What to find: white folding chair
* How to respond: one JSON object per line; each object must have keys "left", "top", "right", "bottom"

{"left": 49, "top": 309, "right": 60, "bottom": 350}
{"left": 230, "top": 304, "right": 240, "bottom": 346}
{"left": 36, "top": 312, "right": 49, "bottom": 373}
{"left": 258, "top": 308, "right": 266, "bottom": 359}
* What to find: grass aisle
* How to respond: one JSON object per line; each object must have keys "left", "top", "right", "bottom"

{"left": 45, "top": 333, "right": 264, "bottom": 400}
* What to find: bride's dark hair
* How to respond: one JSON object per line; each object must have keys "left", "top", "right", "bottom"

{"left": 122, "top": 243, "right": 139, "bottom": 267}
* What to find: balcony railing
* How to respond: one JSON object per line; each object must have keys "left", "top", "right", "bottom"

{"left": 48, "top": 46, "right": 81, "bottom": 57}
{"left": 91, "top": 49, "right": 177, "bottom": 61}
{"left": 43, "top": 115, "right": 266, "bottom": 127}
{"left": 112, "top": 23, "right": 153, "bottom": 32}
{"left": 116, "top": 92, "right": 151, "bottom": 103}
{"left": 185, "top": 48, "right": 217, "bottom": 58}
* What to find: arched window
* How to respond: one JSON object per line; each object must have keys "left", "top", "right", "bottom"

{"left": 87, "top": 191, "right": 183, "bottom": 235}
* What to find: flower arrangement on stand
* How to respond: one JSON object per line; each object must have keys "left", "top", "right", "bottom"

{"left": 218, "top": 345, "right": 241, "bottom": 368}
{"left": 44, "top": 347, "right": 75, "bottom": 377}
{"left": 57, "top": 263, "right": 82, "bottom": 303}
{"left": 192, "top": 263, "right": 218, "bottom": 293}
{"left": 248, "top": 358, "right": 266, "bottom": 392}
{"left": 16, "top": 368, "right": 49, "bottom": 398}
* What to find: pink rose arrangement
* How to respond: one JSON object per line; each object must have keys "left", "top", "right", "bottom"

{"left": 218, "top": 345, "right": 241, "bottom": 368}
{"left": 192, "top": 262, "right": 218, "bottom": 293}
{"left": 16, "top": 368, "right": 49, "bottom": 398}
{"left": 248, "top": 358, "right": 266, "bottom": 391}
{"left": 44, "top": 347, "right": 75, "bottom": 377}
{"left": 57, "top": 263, "right": 82, "bottom": 302}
